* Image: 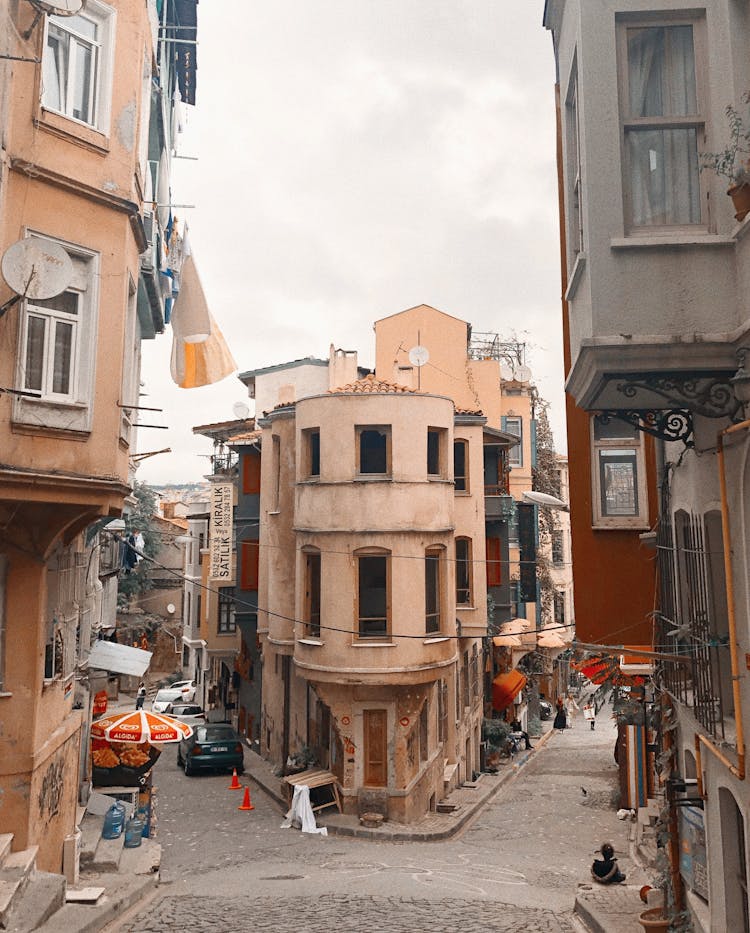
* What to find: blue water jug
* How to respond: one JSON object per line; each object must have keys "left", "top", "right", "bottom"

{"left": 101, "top": 801, "right": 126, "bottom": 839}
{"left": 123, "top": 817, "right": 144, "bottom": 848}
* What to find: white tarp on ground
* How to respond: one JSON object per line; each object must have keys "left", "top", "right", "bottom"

{"left": 86, "top": 641, "right": 152, "bottom": 677}
{"left": 280, "top": 784, "right": 328, "bottom": 836}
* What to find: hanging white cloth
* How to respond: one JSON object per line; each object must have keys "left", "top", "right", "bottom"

{"left": 280, "top": 784, "right": 328, "bottom": 836}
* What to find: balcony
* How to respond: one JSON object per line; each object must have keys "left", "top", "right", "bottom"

{"left": 484, "top": 491, "right": 514, "bottom": 521}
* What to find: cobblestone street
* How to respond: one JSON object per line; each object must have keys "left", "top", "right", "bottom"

{"left": 116, "top": 710, "right": 642, "bottom": 932}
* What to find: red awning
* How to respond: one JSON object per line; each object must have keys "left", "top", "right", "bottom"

{"left": 492, "top": 670, "right": 527, "bottom": 711}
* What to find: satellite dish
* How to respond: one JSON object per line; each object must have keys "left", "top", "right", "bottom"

{"left": 30, "top": 0, "right": 84, "bottom": 15}
{"left": 500, "top": 362, "right": 514, "bottom": 381}
{"left": 515, "top": 364, "right": 532, "bottom": 383}
{"left": 166, "top": 603, "right": 176, "bottom": 615}
{"left": 232, "top": 401, "right": 250, "bottom": 420}
{"left": 1, "top": 238, "right": 74, "bottom": 300}
{"left": 522, "top": 491, "right": 569, "bottom": 511}
{"left": 408, "top": 345, "right": 430, "bottom": 367}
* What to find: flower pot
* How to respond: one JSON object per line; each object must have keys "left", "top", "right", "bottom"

{"left": 728, "top": 182, "right": 750, "bottom": 222}
{"left": 638, "top": 907, "right": 670, "bottom": 931}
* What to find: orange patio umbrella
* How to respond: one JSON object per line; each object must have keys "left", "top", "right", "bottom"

{"left": 91, "top": 710, "right": 193, "bottom": 744}
{"left": 492, "top": 670, "right": 527, "bottom": 711}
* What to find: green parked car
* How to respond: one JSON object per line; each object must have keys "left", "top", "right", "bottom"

{"left": 177, "top": 723, "right": 245, "bottom": 776}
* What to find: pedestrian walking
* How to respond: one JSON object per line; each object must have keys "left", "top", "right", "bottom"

{"left": 566, "top": 693, "right": 579, "bottom": 728}
{"left": 583, "top": 702, "right": 596, "bottom": 730}
{"left": 553, "top": 698, "right": 567, "bottom": 733}
{"left": 136, "top": 682, "right": 146, "bottom": 710}
{"left": 591, "top": 843, "right": 626, "bottom": 884}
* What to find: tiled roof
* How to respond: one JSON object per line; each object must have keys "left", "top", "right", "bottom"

{"left": 329, "top": 374, "right": 421, "bottom": 395}
{"left": 455, "top": 406, "right": 484, "bottom": 416}
{"left": 228, "top": 429, "right": 262, "bottom": 444}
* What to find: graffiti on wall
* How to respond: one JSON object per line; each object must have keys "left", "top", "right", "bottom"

{"left": 38, "top": 757, "right": 65, "bottom": 822}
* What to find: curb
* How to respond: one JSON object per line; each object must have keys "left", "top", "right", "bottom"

{"left": 247, "top": 727, "right": 555, "bottom": 843}
{"left": 35, "top": 874, "right": 157, "bottom": 933}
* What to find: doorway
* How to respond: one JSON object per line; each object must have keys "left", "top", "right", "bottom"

{"left": 363, "top": 709, "right": 387, "bottom": 786}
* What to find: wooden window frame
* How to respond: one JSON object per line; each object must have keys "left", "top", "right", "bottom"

{"left": 303, "top": 548, "right": 322, "bottom": 639}
{"left": 302, "top": 428, "right": 320, "bottom": 479}
{"left": 240, "top": 540, "right": 259, "bottom": 590}
{"left": 590, "top": 416, "right": 649, "bottom": 529}
{"left": 506, "top": 417, "right": 523, "bottom": 467}
{"left": 356, "top": 425, "right": 391, "bottom": 477}
{"left": 427, "top": 427, "right": 446, "bottom": 478}
{"left": 425, "top": 546, "right": 443, "bottom": 634}
{"left": 355, "top": 548, "right": 391, "bottom": 640}
{"left": 453, "top": 439, "right": 469, "bottom": 493}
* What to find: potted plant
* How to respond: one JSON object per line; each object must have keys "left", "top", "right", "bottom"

{"left": 482, "top": 718, "right": 511, "bottom": 770}
{"left": 701, "top": 92, "right": 750, "bottom": 221}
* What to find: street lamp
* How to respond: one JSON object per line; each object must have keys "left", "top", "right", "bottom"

{"left": 522, "top": 491, "right": 569, "bottom": 512}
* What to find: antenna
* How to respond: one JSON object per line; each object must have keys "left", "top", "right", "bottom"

{"left": 0, "top": 238, "right": 74, "bottom": 317}
{"left": 408, "top": 331, "right": 429, "bottom": 390}
{"left": 232, "top": 401, "right": 250, "bottom": 420}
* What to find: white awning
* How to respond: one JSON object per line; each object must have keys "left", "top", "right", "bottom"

{"left": 87, "top": 642, "right": 152, "bottom": 677}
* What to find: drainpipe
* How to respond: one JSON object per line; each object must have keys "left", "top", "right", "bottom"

{"left": 695, "top": 417, "right": 749, "bottom": 790}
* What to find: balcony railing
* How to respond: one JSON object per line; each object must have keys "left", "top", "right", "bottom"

{"left": 484, "top": 491, "right": 514, "bottom": 520}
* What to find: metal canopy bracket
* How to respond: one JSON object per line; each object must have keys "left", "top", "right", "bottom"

{"left": 614, "top": 372, "right": 741, "bottom": 421}
{"left": 596, "top": 409, "right": 695, "bottom": 448}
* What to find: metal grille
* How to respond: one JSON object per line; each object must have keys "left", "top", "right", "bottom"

{"left": 656, "top": 487, "right": 726, "bottom": 739}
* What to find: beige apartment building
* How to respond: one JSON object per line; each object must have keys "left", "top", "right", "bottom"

{"left": 0, "top": 0, "right": 189, "bottom": 872}
{"left": 258, "top": 367, "right": 504, "bottom": 821}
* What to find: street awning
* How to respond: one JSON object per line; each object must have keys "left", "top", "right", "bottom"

{"left": 87, "top": 642, "right": 152, "bottom": 677}
{"left": 492, "top": 670, "right": 527, "bottom": 711}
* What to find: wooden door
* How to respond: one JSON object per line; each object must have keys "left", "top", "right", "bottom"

{"left": 363, "top": 709, "right": 388, "bottom": 786}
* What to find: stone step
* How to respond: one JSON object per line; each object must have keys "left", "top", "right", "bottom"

{"left": 0, "top": 835, "right": 13, "bottom": 868}
{"left": 0, "top": 847, "right": 38, "bottom": 929}
{"left": 79, "top": 816, "right": 103, "bottom": 868}
{"left": 118, "top": 839, "right": 161, "bottom": 876}
{"left": 2, "top": 870, "right": 66, "bottom": 933}
{"left": 90, "top": 834, "right": 124, "bottom": 873}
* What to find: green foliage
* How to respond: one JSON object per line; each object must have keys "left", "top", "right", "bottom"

{"left": 117, "top": 481, "right": 161, "bottom": 604}
{"left": 530, "top": 392, "right": 560, "bottom": 622}
{"left": 700, "top": 92, "right": 750, "bottom": 183}
{"left": 482, "top": 718, "right": 511, "bottom": 751}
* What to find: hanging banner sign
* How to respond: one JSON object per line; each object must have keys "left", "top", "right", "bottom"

{"left": 209, "top": 483, "right": 233, "bottom": 580}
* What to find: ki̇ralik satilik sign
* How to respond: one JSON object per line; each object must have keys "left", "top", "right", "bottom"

{"left": 209, "top": 483, "right": 233, "bottom": 581}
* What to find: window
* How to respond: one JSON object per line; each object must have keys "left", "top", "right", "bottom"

{"left": 42, "top": 3, "right": 115, "bottom": 132}
{"left": 14, "top": 236, "right": 99, "bottom": 433}
{"left": 271, "top": 435, "right": 281, "bottom": 510}
{"left": 486, "top": 536, "right": 502, "bottom": 587}
{"left": 357, "top": 426, "right": 390, "bottom": 475}
{"left": 551, "top": 530, "right": 564, "bottom": 565}
{"left": 455, "top": 538, "right": 472, "bottom": 606}
{"left": 554, "top": 591, "right": 566, "bottom": 625}
{"left": 454, "top": 439, "right": 468, "bottom": 492}
{"left": 240, "top": 540, "right": 259, "bottom": 590}
{"left": 304, "top": 551, "right": 321, "bottom": 639}
{"left": 566, "top": 59, "right": 584, "bottom": 262}
{"left": 304, "top": 429, "right": 320, "bottom": 478}
{"left": 427, "top": 428, "right": 444, "bottom": 477}
{"left": 618, "top": 17, "right": 704, "bottom": 229}
{"left": 357, "top": 552, "right": 389, "bottom": 638}
{"left": 22, "top": 290, "right": 79, "bottom": 401}
{"left": 505, "top": 417, "right": 523, "bottom": 467}
{"left": 591, "top": 416, "right": 649, "bottom": 528}
{"left": 217, "top": 587, "right": 236, "bottom": 634}
{"left": 425, "top": 548, "right": 442, "bottom": 634}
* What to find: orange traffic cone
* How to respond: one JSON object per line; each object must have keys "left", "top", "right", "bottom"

{"left": 238, "top": 786, "right": 254, "bottom": 811}
{"left": 228, "top": 768, "right": 242, "bottom": 790}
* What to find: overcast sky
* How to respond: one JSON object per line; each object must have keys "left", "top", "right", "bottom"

{"left": 138, "top": 1, "right": 563, "bottom": 485}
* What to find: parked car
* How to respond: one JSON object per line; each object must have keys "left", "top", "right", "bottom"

{"left": 539, "top": 700, "right": 553, "bottom": 721}
{"left": 151, "top": 688, "right": 185, "bottom": 713}
{"left": 169, "top": 680, "right": 196, "bottom": 702}
{"left": 164, "top": 703, "right": 206, "bottom": 728}
{"left": 177, "top": 723, "right": 245, "bottom": 776}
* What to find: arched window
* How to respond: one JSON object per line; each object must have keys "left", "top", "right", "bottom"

{"left": 719, "top": 788, "right": 749, "bottom": 930}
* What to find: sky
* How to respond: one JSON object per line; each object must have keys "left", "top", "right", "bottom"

{"left": 139, "top": 1, "right": 563, "bottom": 485}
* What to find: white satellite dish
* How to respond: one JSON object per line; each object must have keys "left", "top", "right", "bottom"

{"left": 232, "top": 401, "right": 250, "bottom": 420}
{"left": 166, "top": 603, "right": 176, "bottom": 615}
{"left": 500, "top": 362, "right": 514, "bottom": 381}
{"left": 408, "top": 345, "right": 430, "bottom": 367}
{"left": 1, "top": 238, "right": 74, "bottom": 300}
{"left": 515, "top": 364, "right": 532, "bottom": 383}
{"left": 29, "top": 0, "right": 83, "bottom": 15}
{"left": 522, "top": 490, "right": 569, "bottom": 511}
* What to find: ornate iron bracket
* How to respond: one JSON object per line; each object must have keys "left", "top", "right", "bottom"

{"left": 596, "top": 410, "right": 694, "bottom": 448}
{"left": 614, "top": 372, "right": 741, "bottom": 421}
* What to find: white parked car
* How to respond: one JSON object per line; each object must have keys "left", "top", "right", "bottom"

{"left": 164, "top": 702, "right": 206, "bottom": 728}
{"left": 169, "top": 680, "right": 197, "bottom": 702}
{"left": 151, "top": 688, "right": 185, "bottom": 712}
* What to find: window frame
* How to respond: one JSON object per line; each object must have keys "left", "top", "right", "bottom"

{"left": 356, "top": 425, "right": 391, "bottom": 477}
{"left": 425, "top": 546, "right": 443, "bottom": 635}
{"left": 590, "top": 415, "right": 649, "bottom": 529}
{"left": 505, "top": 417, "right": 523, "bottom": 467}
{"left": 355, "top": 549, "right": 391, "bottom": 640}
{"left": 13, "top": 233, "right": 100, "bottom": 433}
{"left": 303, "top": 428, "right": 321, "bottom": 479}
{"left": 304, "top": 549, "right": 322, "bottom": 639}
{"left": 453, "top": 438, "right": 469, "bottom": 493}
{"left": 217, "top": 586, "right": 237, "bottom": 635}
{"left": 41, "top": 2, "right": 116, "bottom": 134}
{"left": 455, "top": 537, "right": 472, "bottom": 607}
{"left": 616, "top": 12, "right": 708, "bottom": 235}
{"left": 565, "top": 55, "right": 584, "bottom": 265}
{"left": 22, "top": 289, "right": 80, "bottom": 402}
{"left": 427, "top": 427, "right": 446, "bottom": 478}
